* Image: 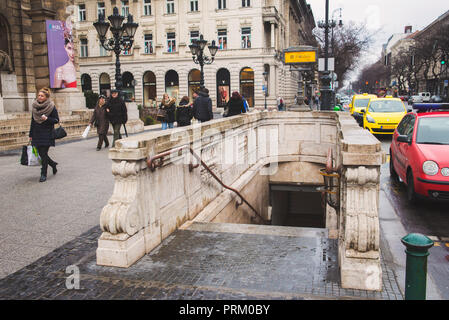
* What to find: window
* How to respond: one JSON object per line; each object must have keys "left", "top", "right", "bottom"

{"left": 121, "top": 0, "right": 129, "bottom": 17}
{"left": 166, "top": 0, "right": 175, "bottom": 14}
{"left": 190, "top": 31, "right": 199, "bottom": 44}
{"left": 79, "top": 4, "right": 86, "bottom": 21}
{"left": 99, "top": 44, "right": 107, "bottom": 56}
{"left": 242, "top": 0, "right": 250, "bottom": 7}
{"left": 80, "top": 39, "right": 88, "bottom": 57}
{"left": 190, "top": 0, "right": 199, "bottom": 12}
{"left": 167, "top": 32, "right": 176, "bottom": 52}
{"left": 144, "top": 34, "right": 153, "bottom": 54}
{"left": 144, "top": 0, "right": 152, "bottom": 16}
{"left": 241, "top": 27, "right": 251, "bottom": 49}
{"left": 97, "top": 2, "right": 105, "bottom": 19}
{"left": 218, "top": 0, "right": 226, "bottom": 10}
{"left": 218, "top": 29, "right": 227, "bottom": 50}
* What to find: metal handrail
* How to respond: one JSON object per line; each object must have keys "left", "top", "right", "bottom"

{"left": 146, "top": 146, "right": 267, "bottom": 224}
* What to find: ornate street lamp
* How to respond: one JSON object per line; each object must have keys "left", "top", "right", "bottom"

{"left": 189, "top": 34, "right": 218, "bottom": 88}
{"left": 263, "top": 71, "right": 268, "bottom": 109}
{"left": 93, "top": 7, "right": 138, "bottom": 93}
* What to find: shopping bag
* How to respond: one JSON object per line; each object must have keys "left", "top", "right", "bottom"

{"left": 82, "top": 125, "right": 90, "bottom": 138}
{"left": 20, "top": 145, "right": 28, "bottom": 166}
{"left": 23, "top": 146, "right": 41, "bottom": 166}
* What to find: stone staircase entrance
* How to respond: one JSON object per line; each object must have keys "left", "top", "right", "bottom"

{"left": 0, "top": 109, "right": 96, "bottom": 152}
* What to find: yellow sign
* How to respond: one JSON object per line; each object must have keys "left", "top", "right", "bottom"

{"left": 285, "top": 51, "right": 316, "bottom": 64}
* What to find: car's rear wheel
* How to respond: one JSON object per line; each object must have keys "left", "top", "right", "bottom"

{"left": 406, "top": 171, "right": 418, "bottom": 204}
{"left": 389, "top": 151, "right": 399, "bottom": 182}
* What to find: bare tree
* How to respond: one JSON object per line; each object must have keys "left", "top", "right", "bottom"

{"left": 314, "top": 21, "right": 377, "bottom": 89}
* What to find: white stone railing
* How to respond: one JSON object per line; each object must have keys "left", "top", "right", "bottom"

{"left": 96, "top": 110, "right": 384, "bottom": 291}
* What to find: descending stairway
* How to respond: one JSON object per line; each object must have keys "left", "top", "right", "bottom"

{"left": 0, "top": 109, "right": 96, "bottom": 151}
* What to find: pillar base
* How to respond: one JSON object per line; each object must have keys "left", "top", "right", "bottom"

{"left": 339, "top": 243, "right": 382, "bottom": 291}
{"left": 53, "top": 88, "right": 86, "bottom": 112}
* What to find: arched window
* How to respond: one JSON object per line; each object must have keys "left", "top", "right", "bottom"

{"left": 0, "top": 14, "right": 13, "bottom": 71}
{"left": 143, "top": 71, "right": 157, "bottom": 107}
{"left": 99, "top": 73, "right": 111, "bottom": 97}
{"left": 188, "top": 69, "right": 201, "bottom": 102}
{"left": 216, "top": 68, "right": 230, "bottom": 108}
{"left": 122, "top": 71, "right": 135, "bottom": 102}
{"left": 81, "top": 74, "right": 92, "bottom": 93}
{"left": 165, "top": 69, "right": 179, "bottom": 102}
{"left": 240, "top": 67, "right": 254, "bottom": 108}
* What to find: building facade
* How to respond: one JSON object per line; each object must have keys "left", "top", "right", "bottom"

{"left": 0, "top": 0, "right": 85, "bottom": 114}
{"left": 75, "top": 0, "right": 316, "bottom": 109}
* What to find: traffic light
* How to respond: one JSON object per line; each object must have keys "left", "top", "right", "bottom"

{"left": 442, "top": 54, "right": 447, "bottom": 65}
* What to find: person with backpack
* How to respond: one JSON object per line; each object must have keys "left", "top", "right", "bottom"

{"left": 192, "top": 87, "right": 213, "bottom": 123}
{"left": 176, "top": 96, "right": 193, "bottom": 127}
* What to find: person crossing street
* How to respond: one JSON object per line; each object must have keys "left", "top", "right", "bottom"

{"left": 106, "top": 89, "right": 128, "bottom": 148}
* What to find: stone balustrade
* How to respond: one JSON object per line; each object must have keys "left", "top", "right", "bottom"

{"left": 96, "top": 110, "right": 384, "bottom": 291}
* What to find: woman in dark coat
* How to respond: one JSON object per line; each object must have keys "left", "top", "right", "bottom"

{"left": 29, "top": 87, "right": 59, "bottom": 182}
{"left": 224, "top": 91, "right": 246, "bottom": 117}
{"left": 106, "top": 89, "right": 127, "bottom": 147}
{"left": 176, "top": 96, "right": 193, "bottom": 127}
{"left": 159, "top": 93, "right": 176, "bottom": 130}
{"left": 89, "top": 95, "right": 110, "bottom": 151}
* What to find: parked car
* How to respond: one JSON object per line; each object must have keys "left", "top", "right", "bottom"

{"left": 409, "top": 95, "right": 423, "bottom": 104}
{"left": 418, "top": 92, "right": 431, "bottom": 102}
{"left": 361, "top": 97, "right": 408, "bottom": 135}
{"left": 390, "top": 104, "right": 449, "bottom": 202}
{"left": 430, "top": 95, "right": 443, "bottom": 103}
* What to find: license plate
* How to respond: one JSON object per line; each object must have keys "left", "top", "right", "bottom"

{"left": 381, "top": 125, "right": 395, "bottom": 130}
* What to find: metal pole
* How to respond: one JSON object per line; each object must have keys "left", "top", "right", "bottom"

{"left": 401, "top": 233, "right": 434, "bottom": 300}
{"left": 320, "top": 0, "right": 332, "bottom": 111}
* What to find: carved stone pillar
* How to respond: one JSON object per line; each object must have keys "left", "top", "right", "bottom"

{"left": 339, "top": 166, "right": 382, "bottom": 291}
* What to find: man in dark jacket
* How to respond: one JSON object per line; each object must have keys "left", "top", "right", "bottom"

{"left": 192, "top": 87, "right": 213, "bottom": 123}
{"left": 106, "top": 89, "right": 128, "bottom": 147}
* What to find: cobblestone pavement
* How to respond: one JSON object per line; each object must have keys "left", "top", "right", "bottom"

{"left": 0, "top": 225, "right": 403, "bottom": 300}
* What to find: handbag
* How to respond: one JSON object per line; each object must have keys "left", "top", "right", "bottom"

{"left": 156, "top": 107, "right": 167, "bottom": 121}
{"left": 53, "top": 125, "right": 67, "bottom": 140}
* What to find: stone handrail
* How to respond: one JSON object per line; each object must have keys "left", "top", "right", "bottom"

{"left": 96, "top": 111, "right": 384, "bottom": 291}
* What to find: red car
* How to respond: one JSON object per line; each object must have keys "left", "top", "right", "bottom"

{"left": 390, "top": 104, "right": 449, "bottom": 202}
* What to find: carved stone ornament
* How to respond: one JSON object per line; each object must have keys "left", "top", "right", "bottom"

{"left": 0, "top": 50, "right": 13, "bottom": 73}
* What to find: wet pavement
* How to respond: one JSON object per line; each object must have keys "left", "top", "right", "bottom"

{"left": 0, "top": 222, "right": 403, "bottom": 300}
{"left": 377, "top": 134, "right": 449, "bottom": 299}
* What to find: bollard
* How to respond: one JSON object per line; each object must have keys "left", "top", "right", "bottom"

{"left": 401, "top": 233, "right": 434, "bottom": 300}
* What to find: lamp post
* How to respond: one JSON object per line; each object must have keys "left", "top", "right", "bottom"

{"left": 189, "top": 34, "right": 218, "bottom": 89}
{"left": 94, "top": 7, "right": 138, "bottom": 94}
{"left": 331, "top": 8, "right": 343, "bottom": 106}
{"left": 317, "top": 0, "right": 333, "bottom": 111}
{"left": 263, "top": 71, "right": 268, "bottom": 109}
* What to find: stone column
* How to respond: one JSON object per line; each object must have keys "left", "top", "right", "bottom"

{"left": 270, "top": 23, "right": 275, "bottom": 48}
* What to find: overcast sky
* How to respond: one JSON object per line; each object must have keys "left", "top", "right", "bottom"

{"left": 307, "top": 0, "right": 449, "bottom": 86}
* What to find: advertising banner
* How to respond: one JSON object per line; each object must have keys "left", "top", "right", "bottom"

{"left": 46, "top": 20, "right": 77, "bottom": 89}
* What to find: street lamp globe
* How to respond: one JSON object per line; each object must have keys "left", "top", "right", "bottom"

{"left": 93, "top": 15, "right": 110, "bottom": 39}
{"left": 124, "top": 14, "right": 138, "bottom": 38}
{"left": 108, "top": 7, "right": 125, "bottom": 30}
{"left": 197, "top": 34, "right": 208, "bottom": 51}
{"left": 208, "top": 40, "right": 218, "bottom": 57}
{"left": 189, "top": 42, "right": 199, "bottom": 56}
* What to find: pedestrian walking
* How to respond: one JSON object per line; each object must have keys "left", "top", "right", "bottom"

{"left": 192, "top": 87, "right": 213, "bottom": 123}
{"left": 105, "top": 89, "right": 128, "bottom": 147}
{"left": 89, "top": 94, "right": 110, "bottom": 151}
{"left": 176, "top": 96, "right": 193, "bottom": 127}
{"left": 224, "top": 91, "right": 246, "bottom": 117}
{"left": 28, "top": 87, "right": 59, "bottom": 182}
{"left": 159, "top": 93, "right": 176, "bottom": 130}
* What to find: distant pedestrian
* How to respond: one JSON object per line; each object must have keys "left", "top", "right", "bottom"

{"left": 242, "top": 95, "right": 249, "bottom": 112}
{"left": 89, "top": 94, "right": 110, "bottom": 151}
{"left": 29, "top": 87, "right": 59, "bottom": 182}
{"left": 159, "top": 93, "right": 176, "bottom": 130}
{"left": 193, "top": 87, "right": 213, "bottom": 123}
{"left": 106, "top": 89, "right": 128, "bottom": 147}
{"left": 224, "top": 91, "right": 246, "bottom": 117}
{"left": 176, "top": 96, "right": 193, "bottom": 127}
{"left": 277, "top": 96, "right": 285, "bottom": 111}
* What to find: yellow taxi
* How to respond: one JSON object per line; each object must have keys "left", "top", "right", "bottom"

{"left": 362, "top": 97, "right": 408, "bottom": 134}
{"left": 349, "top": 93, "right": 377, "bottom": 126}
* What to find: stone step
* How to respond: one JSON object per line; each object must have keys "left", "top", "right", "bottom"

{"left": 182, "top": 222, "right": 329, "bottom": 238}
{"left": 0, "top": 115, "right": 83, "bottom": 126}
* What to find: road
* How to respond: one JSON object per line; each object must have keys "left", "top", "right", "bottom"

{"left": 377, "top": 134, "right": 449, "bottom": 299}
